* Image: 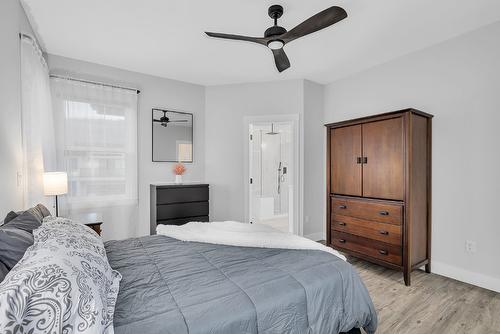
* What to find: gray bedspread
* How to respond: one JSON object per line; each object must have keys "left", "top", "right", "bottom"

{"left": 105, "top": 235, "right": 377, "bottom": 334}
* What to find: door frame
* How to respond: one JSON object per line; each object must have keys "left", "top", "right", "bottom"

{"left": 243, "top": 114, "right": 302, "bottom": 235}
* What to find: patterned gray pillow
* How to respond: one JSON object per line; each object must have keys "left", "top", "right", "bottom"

{"left": 0, "top": 217, "right": 122, "bottom": 333}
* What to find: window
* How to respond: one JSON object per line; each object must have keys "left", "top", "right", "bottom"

{"left": 51, "top": 78, "right": 138, "bottom": 208}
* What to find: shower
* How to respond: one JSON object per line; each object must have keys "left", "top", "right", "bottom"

{"left": 249, "top": 122, "right": 292, "bottom": 233}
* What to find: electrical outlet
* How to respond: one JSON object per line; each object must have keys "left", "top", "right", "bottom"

{"left": 465, "top": 240, "right": 477, "bottom": 253}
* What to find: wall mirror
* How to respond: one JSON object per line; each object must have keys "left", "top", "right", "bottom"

{"left": 152, "top": 109, "right": 193, "bottom": 162}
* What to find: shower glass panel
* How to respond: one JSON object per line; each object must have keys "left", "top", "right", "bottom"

{"left": 250, "top": 122, "right": 292, "bottom": 232}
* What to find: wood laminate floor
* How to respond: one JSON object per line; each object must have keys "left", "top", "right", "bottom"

{"left": 348, "top": 256, "right": 500, "bottom": 334}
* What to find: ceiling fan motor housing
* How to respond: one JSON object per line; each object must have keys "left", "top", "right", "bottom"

{"left": 264, "top": 25, "right": 287, "bottom": 38}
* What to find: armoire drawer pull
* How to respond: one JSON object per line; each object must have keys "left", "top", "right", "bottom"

{"left": 339, "top": 239, "right": 346, "bottom": 243}
{"left": 379, "top": 211, "right": 389, "bottom": 216}
{"left": 378, "top": 250, "right": 388, "bottom": 255}
{"left": 339, "top": 205, "right": 347, "bottom": 209}
{"left": 379, "top": 230, "right": 389, "bottom": 235}
{"left": 338, "top": 222, "right": 346, "bottom": 226}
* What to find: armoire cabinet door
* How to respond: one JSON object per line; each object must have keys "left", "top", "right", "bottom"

{"left": 330, "top": 125, "right": 362, "bottom": 196}
{"left": 362, "top": 117, "right": 404, "bottom": 200}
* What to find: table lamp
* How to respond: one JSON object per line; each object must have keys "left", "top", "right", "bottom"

{"left": 43, "top": 172, "right": 68, "bottom": 217}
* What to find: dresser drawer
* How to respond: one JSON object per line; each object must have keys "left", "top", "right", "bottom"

{"left": 157, "top": 202, "right": 209, "bottom": 220}
{"left": 157, "top": 186, "right": 209, "bottom": 205}
{"left": 331, "top": 197, "right": 403, "bottom": 225}
{"left": 158, "top": 215, "right": 209, "bottom": 226}
{"left": 332, "top": 231, "right": 402, "bottom": 265}
{"left": 332, "top": 214, "right": 401, "bottom": 245}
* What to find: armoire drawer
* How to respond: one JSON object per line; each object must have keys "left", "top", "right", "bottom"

{"left": 331, "top": 197, "right": 403, "bottom": 225}
{"left": 331, "top": 231, "right": 402, "bottom": 266}
{"left": 332, "top": 214, "right": 401, "bottom": 245}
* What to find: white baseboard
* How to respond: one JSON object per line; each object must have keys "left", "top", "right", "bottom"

{"left": 432, "top": 261, "right": 500, "bottom": 293}
{"left": 303, "top": 232, "right": 326, "bottom": 241}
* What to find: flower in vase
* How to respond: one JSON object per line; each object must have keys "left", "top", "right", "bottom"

{"left": 173, "top": 163, "right": 186, "bottom": 175}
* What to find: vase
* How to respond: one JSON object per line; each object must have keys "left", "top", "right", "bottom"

{"left": 175, "top": 175, "right": 183, "bottom": 184}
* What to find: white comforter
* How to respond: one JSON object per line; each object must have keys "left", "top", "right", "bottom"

{"left": 157, "top": 221, "right": 346, "bottom": 261}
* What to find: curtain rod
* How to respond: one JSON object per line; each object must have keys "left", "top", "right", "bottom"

{"left": 19, "top": 33, "right": 48, "bottom": 69}
{"left": 49, "top": 74, "right": 141, "bottom": 94}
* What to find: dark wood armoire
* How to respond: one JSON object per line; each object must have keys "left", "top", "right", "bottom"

{"left": 325, "top": 109, "right": 433, "bottom": 286}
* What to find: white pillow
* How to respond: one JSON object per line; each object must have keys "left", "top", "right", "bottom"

{"left": 0, "top": 217, "right": 122, "bottom": 333}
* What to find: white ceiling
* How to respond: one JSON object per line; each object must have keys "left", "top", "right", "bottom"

{"left": 23, "top": 0, "right": 500, "bottom": 86}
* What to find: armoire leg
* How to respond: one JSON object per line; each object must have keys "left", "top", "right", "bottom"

{"left": 425, "top": 261, "right": 431, "bottom": 273}
{"left": 403, "top": 269, "right": 411, "bottom": 286}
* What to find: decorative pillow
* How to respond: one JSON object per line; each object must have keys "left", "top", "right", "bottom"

{"left": 27, "top": 203, "right": 52, "bottom": 221}
{"left": 3, "top": 210, "right": 41, "bottom": 233}
{"left": 0, "top": 262, "right": 8, "bottom": 283}
{"left": 0, "top": 217, "right": 122, "bottom": 333}
{"left": 0, "top": 227, "right": 34, "bottom": 282}
{"left": 2, "top": 211, "right": 18, "bottom": 225}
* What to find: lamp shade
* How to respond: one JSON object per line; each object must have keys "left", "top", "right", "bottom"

{"left": 43, "top": 172, "right": 68, "bottom": 196}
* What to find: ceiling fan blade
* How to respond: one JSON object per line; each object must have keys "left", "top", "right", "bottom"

{"left": 205, "top": 32, "right": 268, "bottom": 46}
{"left": 153, "top": 119, "right": 162, "bottom": 122}
{"left": 272, "top": 48, "right": 290, "bottom": 72}
{"left": 168, "top": 120, "right": 188, "bottom": 122}
{"left": 280, "top": 6, "right": 347, "bottom": 44}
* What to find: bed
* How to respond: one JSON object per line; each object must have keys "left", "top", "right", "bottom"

{"left": 106, "top": 232, "right": 377, "bottom": 333}
{"left": 0, "top": 215, "right": 377, "bottom": 334}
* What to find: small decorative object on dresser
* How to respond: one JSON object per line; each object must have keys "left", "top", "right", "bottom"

{"left": 85, "top": 222, "right": 103, "bottom": 236}
{"left": 150, "top": 183, "right": 209, "bottom": 234}
{"left": 173, "top": 163, "right": 186, "bottom": 184}
{"left": 325, "top": 108, "right": 433, "bottom": 286}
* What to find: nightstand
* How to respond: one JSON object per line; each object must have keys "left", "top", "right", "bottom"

{"left": 85, "top": 222, "right": 103, "bottom": 236}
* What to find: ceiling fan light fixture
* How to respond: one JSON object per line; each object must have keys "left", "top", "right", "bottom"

{"left": 267, "top": 40, "right": 284, "bottom": 50}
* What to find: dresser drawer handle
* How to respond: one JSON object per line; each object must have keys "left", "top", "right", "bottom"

{"left": 338, "top": 205, "right": 347, "bottom": 209}
{"left": 379, "top": 211, "right": 389, "bottom": 216}
{"left": 338, "top": 222, "right": 346, "bottom": 226}
{"left": 379, "top": 230, "right": 389, "bottom": 235}
{"left": 378, "top": 250, "right": 388, "bottom": 255}
{"left": 339, "top": 239, "right": 346, "bottom": 244}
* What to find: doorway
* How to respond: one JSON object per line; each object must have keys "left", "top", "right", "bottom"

{"left": 245, "top": 115, "right": 300, "bottom": 234}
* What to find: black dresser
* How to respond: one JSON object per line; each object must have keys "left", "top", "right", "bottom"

{"left": 150, "top": 183, "right": 209, "bottom": 234}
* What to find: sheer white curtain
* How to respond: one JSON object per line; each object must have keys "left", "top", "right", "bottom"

{"left": 20, "top": 35, "right": 56, "bottom": 210}
{"left": 51, "top": 78, "right": 138, "bottom": 240}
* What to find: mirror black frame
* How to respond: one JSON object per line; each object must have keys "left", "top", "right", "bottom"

{"left": 152, "top": 108, "right": 194, "bottom": 162}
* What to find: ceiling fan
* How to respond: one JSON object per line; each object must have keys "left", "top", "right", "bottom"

{"left": 153, "top": 110, "right": 188, "bottom": 127}
{"left": 205, "top": 5, "right": 347, "bottom": 72}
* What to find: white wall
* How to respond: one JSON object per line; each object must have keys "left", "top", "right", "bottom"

{"left": 324, "top": 22, "right": 500, "bottom": 292}
{"left": 303, "top": 80, "right": 326, "bottom": 239}
{"left": 0, "top": 0, "right": 36, "bottom": 218}
{"left": 205, "top": 79, "right": 327, "bottom": 239}
{"left": 47, "top": 55, "right": 205, "bottom": 238}
{"left": 205, "top": 80, "right": 304, "bottom": 223}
